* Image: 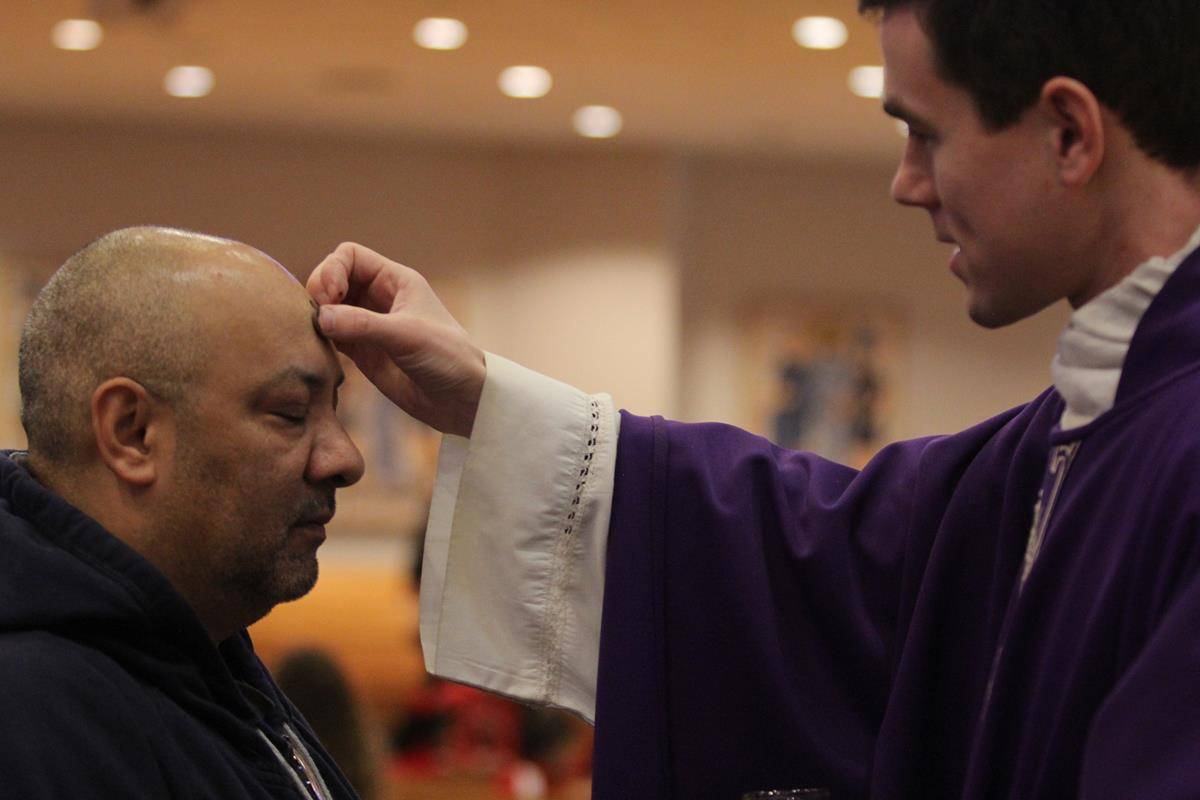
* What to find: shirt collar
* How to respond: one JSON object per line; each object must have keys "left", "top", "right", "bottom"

{"left": 1052, "top": 224, "right": 1200, "bottom": 430}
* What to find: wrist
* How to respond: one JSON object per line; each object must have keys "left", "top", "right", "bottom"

{"left": 454, "top": 348, "right": 486, "bottom": 438}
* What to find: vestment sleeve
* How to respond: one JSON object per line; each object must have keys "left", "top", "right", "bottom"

{"left": 0, "top": 636, "right": 170, "bottom": 798}
{"left": 593, "top": 413, "right": 935, "bottom": 799}
{"left": 420, "top": 352, "right": 618, "bottom": 721}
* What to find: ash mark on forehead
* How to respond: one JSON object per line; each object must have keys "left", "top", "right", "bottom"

{"left": 310, "top": 300, "right": 330, "bottom": 343}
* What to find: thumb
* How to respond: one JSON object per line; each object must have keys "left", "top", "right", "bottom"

{"left": 318, "top": 305, "right": 413, "bottom": 353}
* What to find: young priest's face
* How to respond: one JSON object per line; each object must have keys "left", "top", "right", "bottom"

{"left": 879, "top": 7, "right": 1079, "bottom": 329}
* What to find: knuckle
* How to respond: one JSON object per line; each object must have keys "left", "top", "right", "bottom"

{"left": 332, "top": 242, "right": 357, "bottom": 268}
{"left": 346, "top": 311, "right": 369, "bottom": 336}
{"left": 397, "top": 264, "right": 427, "bottom": 290}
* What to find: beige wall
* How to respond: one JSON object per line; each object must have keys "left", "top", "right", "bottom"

{"left": 675, "top": 156, "right": 1070, "bottom": 437}
{"left": 0, "top": 118, "right": 1068, "bottom": 446}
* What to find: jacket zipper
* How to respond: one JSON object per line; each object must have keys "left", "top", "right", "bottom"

{"left": 257, "top": 723, "right": 335, "bottom": 800}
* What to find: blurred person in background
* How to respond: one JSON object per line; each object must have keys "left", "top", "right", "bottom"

{"left": 275, "top": 648, "right": 387, "bottom": 800}
{"left": 309, "top": 0, "right": 1200, "bottom": 797}
{"left": 0, "top": 227, "right": 365, "bottom": 798}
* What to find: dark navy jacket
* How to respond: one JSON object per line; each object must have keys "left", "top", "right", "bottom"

{"left": 0, "top": 451, "right": 360, "bottom": 799}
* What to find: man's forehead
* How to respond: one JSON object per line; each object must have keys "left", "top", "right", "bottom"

{"left": 192, "top": 285, "right": 341, "bottom": 392}
{"left": 248, "top": 309, "right": 345, "bottom": 389}
{"left": 878, "top": 7, "right": 947, "bottom": 126}
{"left": 258, "top": 251, "right": 301, "bottom": 286}
{"left": 211, "top": 240, "right": 299, "bottom": 284}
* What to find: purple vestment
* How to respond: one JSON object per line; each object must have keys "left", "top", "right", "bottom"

{"left": 593, "top": 248, "right": 1200, "bottom": 799}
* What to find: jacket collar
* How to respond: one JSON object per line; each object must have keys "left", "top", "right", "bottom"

{"left": 0, "top": 451, "right": 267, "bottom": 724}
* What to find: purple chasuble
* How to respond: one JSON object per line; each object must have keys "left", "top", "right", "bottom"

{"left": 594, "top": 247, "right": 1200, "bottom": 799}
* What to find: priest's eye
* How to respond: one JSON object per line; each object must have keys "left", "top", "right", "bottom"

{"left": 273, "top": 412, "right": 307, "bottom": 425}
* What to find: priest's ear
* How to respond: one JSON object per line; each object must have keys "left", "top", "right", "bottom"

{"left": 90, "top": 378, "right": 168, "bottom": 488}
{"left": 1038, "top": 76, "right": 1105, "bottom": 187}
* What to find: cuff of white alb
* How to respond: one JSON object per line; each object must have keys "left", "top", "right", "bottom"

{"left": 419, "top": 352, "right": 617, "bottom": 722}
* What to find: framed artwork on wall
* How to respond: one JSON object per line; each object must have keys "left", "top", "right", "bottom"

{"left": 741, "top": 295, "right": 907, "bottom": 470}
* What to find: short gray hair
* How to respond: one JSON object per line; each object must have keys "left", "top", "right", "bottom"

{"left": 18, "top": 226, "right": 228, "bottom": 465}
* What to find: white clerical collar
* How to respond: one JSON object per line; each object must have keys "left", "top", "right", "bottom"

{"left": 1052, "top": 224, "right": 1200, "bottom": 430}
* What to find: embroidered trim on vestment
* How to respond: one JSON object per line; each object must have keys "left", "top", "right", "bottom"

{"left": 536, "top": 398, "right": 602, "bottom": 704}
{"left": 1021, "top": 441, "right": 1081, "bottom": 587}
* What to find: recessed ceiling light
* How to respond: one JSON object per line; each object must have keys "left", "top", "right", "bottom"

{"left": 499, "top": 66, "right": 553, "bottom": 99}
{"left": 52, "top": 19, "right": 103, "bottom": 51}
{"left": 413, "top": 17, "right": 468, "bottom": 50}
{"left": 573, "top": 106, "right": 622, "bottom": 139}
{"left": 848, "top": 65, "right": 885, "bottom": 98}
{"left": 792, "top": 16, "right": 848, "bottom": 50}
{"left": 164, "top": 66, "right": 214, "bottom": 98}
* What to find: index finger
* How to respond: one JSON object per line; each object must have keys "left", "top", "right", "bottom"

{"left": 307, "top": 242, "right": 404, "bottom": 313}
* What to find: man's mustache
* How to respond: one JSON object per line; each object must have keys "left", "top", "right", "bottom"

{"left": 294, "top": 494, "right": 336, "bottom": 526}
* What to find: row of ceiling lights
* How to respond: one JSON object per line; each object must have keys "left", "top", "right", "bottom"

{"left": 412, "top": 15, "right": 891, "bottom": 134}
{"left": 51, "top": 14, "right": 890, "bottom": 138}
{"left": 415, "top": 15, "right": 903, "bottom": 138}
{"left": 410, "top": 17, "right": 624, "bottom": 138}
{"left": 411, "top": 18, "right": 888, "bottom": 96}
{"left": 50, "top": 15, "right": 623, "bottom": 137}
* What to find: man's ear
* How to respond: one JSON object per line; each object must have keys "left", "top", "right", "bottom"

{"left": 1039, "top": 76, "right": 1105, "bottom": 187}
{"left": 90, "top": 378, "right": 166, "bottom": 488}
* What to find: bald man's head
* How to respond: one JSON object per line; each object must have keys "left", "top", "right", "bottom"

{"left": 18, "top": 226, "right": 269, "bottom": 467}
{"left": 15, "top": 226, "right": 364, "bottom": 640}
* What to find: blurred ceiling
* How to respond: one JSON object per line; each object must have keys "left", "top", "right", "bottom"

{"left": 2, "top": 0, "right": 902, "bottom": 160}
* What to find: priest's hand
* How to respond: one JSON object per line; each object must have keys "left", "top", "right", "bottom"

{"left": 307, "top": 242, "right": 485, "bottom": 438}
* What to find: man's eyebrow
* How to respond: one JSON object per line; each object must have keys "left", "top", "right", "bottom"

{"left": 882, "top": 100, "right": 933, "bottom": 130}
{"left": 255, "top": 366, "right": 345, "bottom": 396}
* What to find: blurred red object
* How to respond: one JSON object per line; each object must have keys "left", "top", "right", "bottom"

{"left": 392, "top": 679, "right": 520, "bottom": 778}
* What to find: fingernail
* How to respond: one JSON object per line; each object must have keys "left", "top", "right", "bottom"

{"left": 318, "top": 306, "right": 336, "bottom": 333}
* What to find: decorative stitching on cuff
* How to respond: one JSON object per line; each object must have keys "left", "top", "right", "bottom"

{"left": 537, "top": 397, "right": 602, "bottom": 704}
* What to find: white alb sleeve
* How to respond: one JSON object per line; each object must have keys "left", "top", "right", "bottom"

{"left": 419, "top": 352, "right": 618, "bottom": 723}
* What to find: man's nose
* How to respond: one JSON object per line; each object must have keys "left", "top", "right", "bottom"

{"left": 890, "top": 145, "right": 937, "bottom": 208}
{"left": 308, "top": 419, "right": 365, "bottom": 488}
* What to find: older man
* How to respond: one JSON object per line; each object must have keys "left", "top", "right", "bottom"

{"left": 308, "top": 0, "right": 1200, "bottom": 798}
{"left": 0, "top": 227, "right": 365, "bottom": 799}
